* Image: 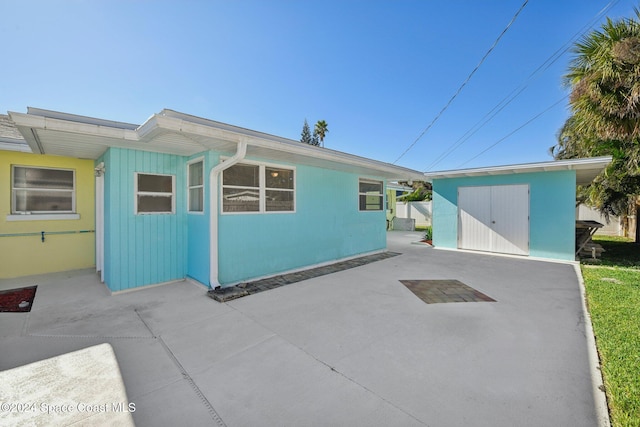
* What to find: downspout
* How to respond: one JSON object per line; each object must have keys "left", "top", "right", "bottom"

{"left": 209, "top": 140, "right": 248, "bottom": 288}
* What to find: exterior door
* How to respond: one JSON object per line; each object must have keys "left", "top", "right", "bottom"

{"left": 458, "top": 184, "right": 529, "bottom": 256}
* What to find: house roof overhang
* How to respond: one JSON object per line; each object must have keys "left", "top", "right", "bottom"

{"left": 422, "top": 157, "right": 613, "bottom": 186}
{"left": 0, "top": 114, "right": 29, "bottom": 152}
{"left": 8, "top": 107, "right": 425, "bottom": 182}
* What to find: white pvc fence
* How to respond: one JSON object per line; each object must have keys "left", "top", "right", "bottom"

{"left": 576, "top": 204, "right": 623, "bottom": 236}
{"left": 395, "top": 201, "right": 432, "bottom": 227}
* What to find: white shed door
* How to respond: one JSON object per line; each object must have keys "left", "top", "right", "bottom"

{"left": 458, "top": 184, "right": 529, "bottom": 256}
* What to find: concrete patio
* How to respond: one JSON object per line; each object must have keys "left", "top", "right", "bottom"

{"left": 0, "top": 231, "right": 606, "bottom": 426}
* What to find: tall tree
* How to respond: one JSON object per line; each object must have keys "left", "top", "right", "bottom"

{"left": 300, "top": 119, "right": 312, "bottom": 145}
{"left": 552, "top": 9, "right": 640, "bottom": 240}
{"left": 311, "top": 129, "right": 320, "bottom": 146}
{"left": 314, "top": 120, "right": 329, "bottom": 147}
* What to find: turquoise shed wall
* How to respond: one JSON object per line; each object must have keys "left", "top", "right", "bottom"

{"left": 101, "top": 148, "right": 187, "bottom": 291}
{"left": 432, "top": 170, "right": 576, "bottom": 261}
{"left": 217, "top": 163, "right": 386, "bottom": 285}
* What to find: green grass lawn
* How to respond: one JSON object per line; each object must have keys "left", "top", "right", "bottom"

{"left": 583, "top": 235, "right": 640, "bottom": 427}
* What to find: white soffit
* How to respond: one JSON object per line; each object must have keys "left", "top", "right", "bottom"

{"left": 423, "top": 157, "right": 613, "bottom": 186}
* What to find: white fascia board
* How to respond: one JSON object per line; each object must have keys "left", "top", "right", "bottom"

{"left": 9, "top": 112, "right": 139, "bottom": 142}
{"left": 234, "top": 134, "right": 424, "bottom": 180}
{"left": 424, "top": 156, "right": 612, "bottom": 181}
{"left": 26, "top": 107, "right": 139, "bottom": 130}
{"left": 10, "top": 108, "right": 424, "bottom": 180}
{"left": 0, "top": 140, "right": 31, "bottom": 153}
{"left": 151, "top": 113, "right": 425, "bottom": 181}
{"left": 147, "top": 114, "right": 244, "bottom": 143}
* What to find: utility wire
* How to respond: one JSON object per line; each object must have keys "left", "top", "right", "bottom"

{"left": 392, "top": 0, "right": 529, "bottom": 165}
{"left": 425, "top": 0, "right": 619, "bottom": 171}
{"left": 455, "top": 96, "right": 568, "bottom": 168}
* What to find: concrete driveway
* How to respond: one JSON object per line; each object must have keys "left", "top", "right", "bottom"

{"left": 0, "top": 231, "right": 604, "bottom": 426}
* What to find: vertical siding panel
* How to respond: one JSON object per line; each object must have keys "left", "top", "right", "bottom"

{"left": 116, "top": 149, "right": 125, "bottom": 290}
{"left": 171, "top": 154, "right": 177, "bottom": 279}
{"left": 126, "top": 151, "right": 137, "bottom": 288}
{"left": 111, "top": 149, "right": 123, "bottom": 291}
{"left": 170, "top": 153, "right": 176, "bottom": 280}
{"left": 103, "top": 149, "right": 113, "bottom": 288}
{"left": 169, "top": 154, "right": 175, "bottom": 280}
{"left": 102, "top": 148, "right": 188, "bottom": 290}
{"left": 144, "top": 151, "right": 152, "bottom": 286}
{"left": 176, "top": 155, "right": 184, "bottom": 279}
{"left": 151, "top": 151, "right": 160, "bottom": 285}
{"left": 135, "top": 151, "right": 145, "bottom": 287}
{"left": 119, "top": 149, "right": 128, "bottom": 289}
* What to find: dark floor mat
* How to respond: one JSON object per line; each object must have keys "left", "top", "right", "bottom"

{"left": 209, "top": 252, "right": 401, "bottom": 302}
{"left": 0, "top": 285, "right": 37, "bottom": 312}
{"left": 400, "top": 280, "right": 495, "bottom": 304}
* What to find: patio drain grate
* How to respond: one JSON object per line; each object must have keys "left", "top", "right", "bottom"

{"left": 208, "top": 251, "right": 401, "bottom": 302}
{"left": 399, "top": 280, "right": 496, "bottom": 304}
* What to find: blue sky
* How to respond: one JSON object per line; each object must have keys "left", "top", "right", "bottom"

{"left": 1, "top": 0, "right": 636, "bottom": 172}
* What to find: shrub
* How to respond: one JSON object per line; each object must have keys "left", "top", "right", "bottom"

{"left": 424, "top": 226, "right": 433, "bottom": 241}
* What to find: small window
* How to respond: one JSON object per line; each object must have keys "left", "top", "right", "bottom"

{"left": 359, "top": 179, "right": 383, "bottom": 211}
{"left": 265, "top": 167, "right": 294, "bottom": 212}
{"left": 136, "top": 173, "right": 175, "bottom": 214}
{"left": 12, "top": 166, "right": 75, "bottom": 214}
{"left": 222, "top": 162, "right": 295, "bottom": 213}
{"left": 188, "top": 159, "right": 204, "bottom": 213}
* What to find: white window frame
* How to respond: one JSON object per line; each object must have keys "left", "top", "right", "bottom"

{"left": 134, "top": 172, "right": 176, "bottom": 215}
{"left": 358, "top": 178, "right": 384, "bottom": 212}
{"left": 187, "top": 157, "right": 205, "bottom": 214}
{"left": 10, "top": 165, "right": 76, "bottom": 215}
{"left": 221, "top": 159, "right": 296, "bottom": 214}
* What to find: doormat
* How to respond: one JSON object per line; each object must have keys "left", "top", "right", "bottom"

{"left": 399, "top": 280, "right": 495, "bottom": 304}
{"left": 209, "top": 251, "right": 401, "bottom": 302}
{"left": 0, "top": 286, "right": 37, "bottom": 312}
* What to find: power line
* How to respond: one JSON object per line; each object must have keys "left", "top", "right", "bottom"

{"left": 455, "top": 96, "right": 568, "bottom": 168}
{"left": 425, "top": 0, "right": 620, "bottom": 171}
{"left": 392, "top": 0, "right": 529, "bottom": 165}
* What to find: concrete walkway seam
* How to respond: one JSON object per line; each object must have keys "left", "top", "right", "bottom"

{"left": 135, "top": 309, "right": 227, "bottom": 427}
{"left": 227, "top": 304, "right": 428, "bottom": 426}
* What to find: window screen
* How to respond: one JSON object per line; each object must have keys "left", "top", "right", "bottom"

{"left": 12, "top": 166, "right": 75, "bottom": 213}
{"left": 359, "top": 179, "right": 383, "bottom": 211}
{"left": 136, "top": 173, "right": 175, "bottom": 214}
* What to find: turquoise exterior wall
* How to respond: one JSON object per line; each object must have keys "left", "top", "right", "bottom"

{"left": 432, "top": 170, "right": 576, "bottom": 261}
{"left": 100, "top": 148, "right": 187, "bottom": 292}
{"left": 186, "top": 151, "right": 218, "bottom": 285}
{"left": 217, "top": 163, "right": 386, "bottom": 285}
{"left": 97, "top": 148, "right": 388, "bottom": 290}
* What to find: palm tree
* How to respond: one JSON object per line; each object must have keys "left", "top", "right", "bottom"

{"left": 556, "top": 9, "right": 640, "bottom": 240}
{"left": 314, "top": 120, "right": 329, "bottom": 147}
{"left": 565, "top": 10, "right": 640, "bottom": 142}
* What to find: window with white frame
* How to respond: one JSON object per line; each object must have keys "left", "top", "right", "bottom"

{"left": 188, "top": 159, "right": 204, "bottom": 213}
{"left": 135, "top": 173, "right": 175, "bottom": 214}
{"left": 222, "top": 162, "right": 294, "bottom": 213}
{"left": 265, "top": 167, "right": 294, "bottom": 212}
{"left": 359, "top": 179, "right": 383, "bottom": 211}
{"left": 12, "top": 165, "right": 75, "bottom": 214}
